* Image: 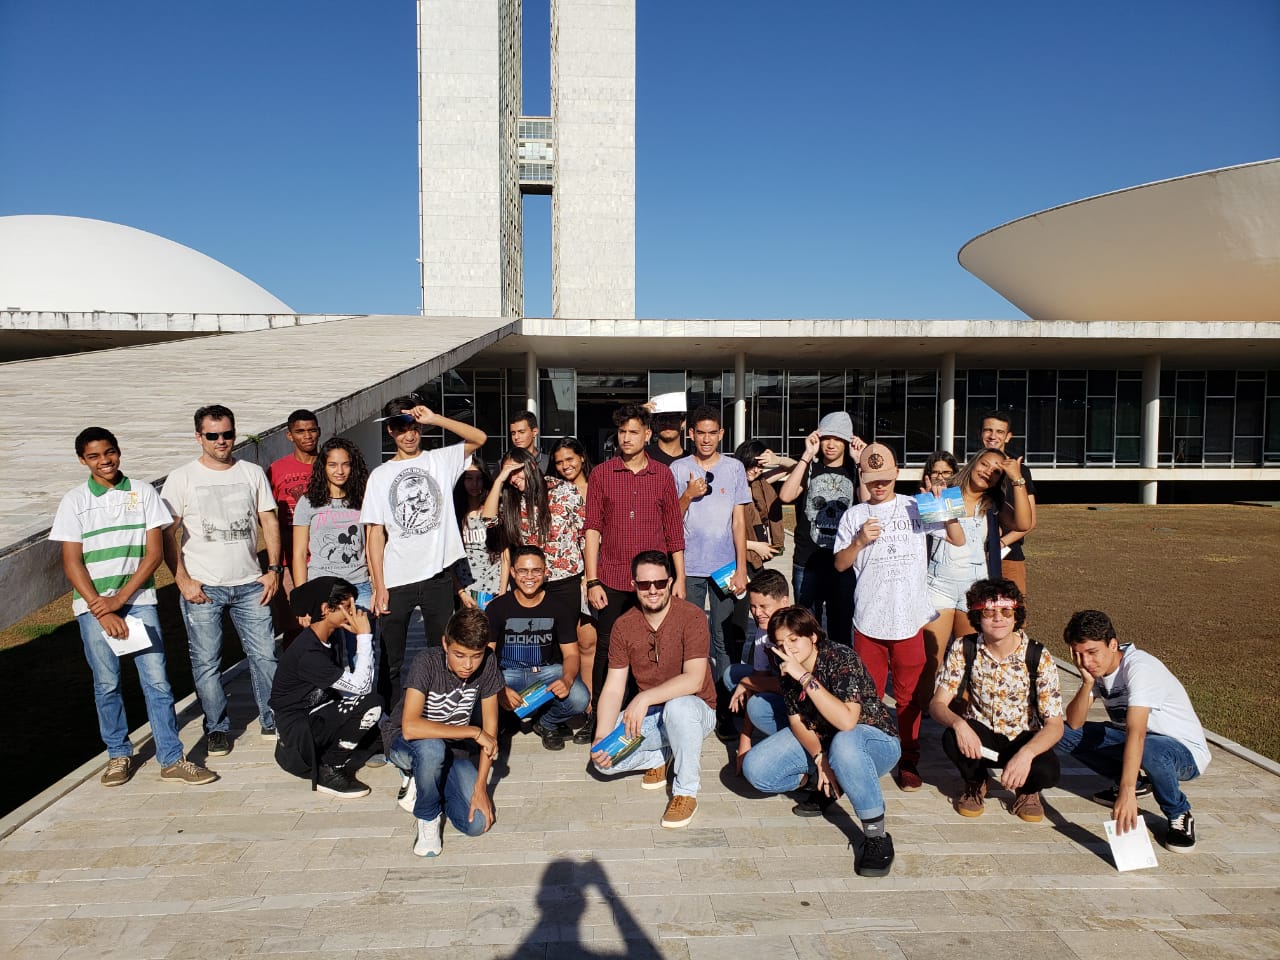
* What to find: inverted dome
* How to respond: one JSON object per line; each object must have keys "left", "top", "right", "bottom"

{"left": 0, "top": 215, "right": 293, "bottom": 314}
{"left": 958, "top": 159, "right": 1280, "bottom": 323}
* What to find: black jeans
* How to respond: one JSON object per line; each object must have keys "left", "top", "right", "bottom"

{"left": 308, "top": 692, "right": 384, "bottom": 767}
{"left": 942, "top": 717, "right": 1061, "bottom": 795}
{"left": 379, "top": 570, "right": 455, "bottom": 711}
{"left": 793, "top": 550, "right": 855, "bottom": 647}
{"left": 590, "top": 584, "right": 636, "bottom": 713}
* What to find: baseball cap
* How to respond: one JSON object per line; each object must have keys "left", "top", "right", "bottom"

{"left": 859, "top": 443, "right": 899, "bottom": 483}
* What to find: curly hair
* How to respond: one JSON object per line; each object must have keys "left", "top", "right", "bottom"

{"left": 964, "top": 577, "right": 1026, "bottom": 633}
{"left": 304, "top": 438, "right": 369, "bottom": 510}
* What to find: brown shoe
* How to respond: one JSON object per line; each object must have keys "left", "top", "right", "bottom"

{"left": 642, "top": 763, "right": 668, "bottom": 790}
{"left": 955, "top": 779, "right": 986, "bottom": 818}
{"left": 661, "top": 794, "right": 698, "bottom": 829}
{"left": 1011, "top": 791, "right": 1044, "bottom": 823}
{"left": 101, "top": 756, "right": 132, "bottom": 787}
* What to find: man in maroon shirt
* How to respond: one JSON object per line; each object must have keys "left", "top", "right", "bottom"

{"left": 269, "top": 409, "right": 320, "bottom": 638}
{"left": 584, "top": 404, "right": 686, "bottom": 711}
{"left": 590, "top": 551, "right": 716, "bottom": 829}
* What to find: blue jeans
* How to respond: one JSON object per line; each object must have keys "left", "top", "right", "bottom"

{"left": 501, "top": 663, "right": 590, "bottom": 728}
{"left": 180, "top": 581, "right": 278, "bottom": 733}
{"left": 743, "top": 724, "right": 901, "bottom": 822}
{"left": 77, "top": 604, "right": 185, "bottom": 768}
{"left": 1058, "top": 722, "right": 1199, "bottom": 819}
{"left": 389, "top": 735, "right": 488, "bottom": 835}
{"left": 685, "top": 576, "right": 736, "bottom": 689}
{"left": 722, "top": 664, "right": 786, "bottom": 738}
{"left": 592, "top": 695, "right": 715, "bottom": 797}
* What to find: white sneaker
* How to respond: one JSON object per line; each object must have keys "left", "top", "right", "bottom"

{"left": 397, "top": 775, "right": 417, "bottom": 814}
{"left": 413, "top": 814, "right": 442, "bottom": 858}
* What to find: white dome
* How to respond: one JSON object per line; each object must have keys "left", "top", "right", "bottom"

{"left": 0, "top": 215, "right": 293, "bottom": 314}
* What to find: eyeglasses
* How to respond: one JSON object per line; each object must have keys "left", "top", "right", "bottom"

{"left": 635, "top": 578, "right": 670, "bottom": 591}
{"left": 972, "top": 606, "right": 1019, "bottom": 620}
{"left": 202, "top": 431, "right": 235, "bottom": 441}
{"left": 928, "top": 470, "right": 955, "bottom": 480}
{"left": 513, "top": 567, "right": 546, "bottom": 578}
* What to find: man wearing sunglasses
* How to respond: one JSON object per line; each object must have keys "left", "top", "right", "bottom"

{"left": 929, "top": 578, "right": 1064, "bottom": 822}
{"left": 360, "top": 395, "right": 486, "bottom": 715}
{"left": 590, "top": 551, "right": 716, "bottom": 829}
{"left": 163, "top": 404, "right": 282, "bottom": 756}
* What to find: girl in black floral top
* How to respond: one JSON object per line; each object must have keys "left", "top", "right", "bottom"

{"left": 742, "top": 607, "right": 902, "bottom": 878}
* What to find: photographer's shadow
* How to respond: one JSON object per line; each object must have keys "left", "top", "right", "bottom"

{"left": 503, "top": 857, "right": 661, "bottom": 959}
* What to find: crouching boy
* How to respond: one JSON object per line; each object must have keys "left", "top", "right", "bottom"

{"left": 388, "top": 608, "right": 501, "bottom": 857}
{"left": 269, "top": 577, "right": 383, "bottom": 797}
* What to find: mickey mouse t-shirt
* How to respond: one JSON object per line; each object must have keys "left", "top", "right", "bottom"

{"left": 292, "top": 495, "right": 368, "bottom": 584}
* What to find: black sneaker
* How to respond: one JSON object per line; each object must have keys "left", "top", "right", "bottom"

{"left": 572, "top": 724, "right": 594, "bottom": 746}
{"left": 260, "top": 725, "right": 277, "bottom": 740}
{"left": 1092, "top": 778, "right": 1152, "bottom": 806}
{"left": 791, "top": 790, "right": 838, "bottom": 818}
{"left": 315, "top": 765, "right": 371, "bottom": 799}
{"left": 206, "top": 731, "right": 233, "bottom": 756}
{"left": 856, "top": 833, "right": 895, "bottom": 877}
{"left": 715, "top": 715, "right": 738, "bottom": 743}
{"left": 533, "top": 722, "right": 567, "bottom": 751}
{"left": 1165, "top": 811, "right": 1196, "bottom": 853}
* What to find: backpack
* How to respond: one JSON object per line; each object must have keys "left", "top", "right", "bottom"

{"left": 951, "top": 633, "right": 1044, "bottom": 727}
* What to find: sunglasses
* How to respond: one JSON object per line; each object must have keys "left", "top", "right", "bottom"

{"left": 635, "top": 578, "right": 670, "bottom": 591}
{"left": 202, "top": 431, "right": 235, "bottom": 441}
{"left": 972, "top": 606, "right": 1019, "bottom": 620}
{"left": 647, "top": 629, "right": 660, "bottom": 664}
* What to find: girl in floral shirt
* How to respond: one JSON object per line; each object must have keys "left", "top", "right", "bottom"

{"left": 742, "top": 607, "right": 902, "bottom": 878}
{"left": 483, "top": 447, "right": 586, "bottom": 613}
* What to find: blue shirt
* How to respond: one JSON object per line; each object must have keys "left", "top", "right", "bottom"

{"left": 672, "top": 454, "right": 752, "bottom": 578}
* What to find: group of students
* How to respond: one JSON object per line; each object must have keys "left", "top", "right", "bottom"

{"left": 50, "top": 397, "right": 1210, "bottom": 875}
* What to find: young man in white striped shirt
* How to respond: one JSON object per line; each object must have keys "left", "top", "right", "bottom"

{"left": 50, "top": 428, "right": 216, "bottom": 788}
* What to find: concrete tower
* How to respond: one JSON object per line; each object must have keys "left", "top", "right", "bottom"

{"left": 417, "top": 0, "right": 635, "bottom": 320}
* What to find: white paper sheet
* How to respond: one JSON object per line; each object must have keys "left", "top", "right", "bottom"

{"left": 1105, "top": 819, "right": 1159, "bottom": 872}
{"left": 104, "top": 615, "right": 155, "bottom": 657}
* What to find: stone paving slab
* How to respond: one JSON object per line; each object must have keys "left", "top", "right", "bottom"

{"left": 2, "top": 649, "right": 1278, "bottom": 960}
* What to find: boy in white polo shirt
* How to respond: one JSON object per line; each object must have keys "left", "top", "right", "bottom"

{"left": 50, "top": 427, "right": 215, "bottom": 787}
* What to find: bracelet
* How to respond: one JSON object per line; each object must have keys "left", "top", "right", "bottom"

{"left": 585, "top": 579, "right": 602, "bottom": 589}
{"left": 805, "top": 676, "right": 820, "bottom": 692}
{"left": 797, "top": 671, "right": 812, "bottom": 686}
{"left": 1011, "top": 478, "right": 1027, "bottom": 487}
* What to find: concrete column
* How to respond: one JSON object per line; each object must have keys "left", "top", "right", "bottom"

{"left": 939, "top": 352, "right": 957, "bottom": 453}
{"left": 340, "top": 416, "right": 385, "bottom": 468}
{"left": 1141, "top": 353, "right": 1161, "bottom": 505}
{"left": 525, "top": 350, "right": 539, "bottom": 417}
{"left": 734, "top": 351, "right": 747, "bottom": 447}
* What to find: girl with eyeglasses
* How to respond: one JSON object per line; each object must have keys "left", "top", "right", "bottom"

{"left": 921, "top": 448, "right": 1033, "bottom": 710}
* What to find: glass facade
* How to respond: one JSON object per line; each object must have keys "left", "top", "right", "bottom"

{"left": 518, "top": 117, "right": 553, "bottom": 189}
{"left": 409, "top": 364, "right": 1280, "bottom": 470}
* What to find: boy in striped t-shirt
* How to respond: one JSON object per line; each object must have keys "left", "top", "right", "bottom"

{"left": 49, "top": 428, "right": 215, "bottom": 788}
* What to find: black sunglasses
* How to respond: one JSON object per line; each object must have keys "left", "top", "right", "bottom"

{"left": 202, "top": 431, "right": 235, "bottom": 441}
{"left": 635, "top": 578, "right": 671, "bottom": 591}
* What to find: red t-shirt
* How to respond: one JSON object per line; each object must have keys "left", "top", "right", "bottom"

{"left": 609, "top": 597, "right": 716, "bottom": 710}
{"left": 269, "top": 454, "right": 314, "bottom": 559}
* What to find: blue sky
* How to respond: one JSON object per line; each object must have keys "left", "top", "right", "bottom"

{"left": 2, "top": 1, "right": 1277, "bottom": 319}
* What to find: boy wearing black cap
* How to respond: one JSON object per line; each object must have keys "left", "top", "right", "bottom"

{"left": 268, "top": 577, "right": 383, "bottom": 797}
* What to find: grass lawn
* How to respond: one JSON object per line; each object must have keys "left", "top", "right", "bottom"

{"left": 3, "top": 503, "right": 1276, "bottom": 817}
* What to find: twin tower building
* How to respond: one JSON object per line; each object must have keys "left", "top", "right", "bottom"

{"left": 418, "top": 0, "right": 635, "bottom": 320}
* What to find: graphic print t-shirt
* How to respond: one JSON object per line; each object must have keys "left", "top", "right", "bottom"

{"left": 162, "top": 459, "right": 276, "bottom": 587}
{"left": 792, "top": 461, "right": 860, "bottom": 564}
{"left": 485, "top": 591, "right": 576, "bottom": 670}
{"left": 293, "top": 495, "right": 368, "bottom": 583}
{"left": 359, "top": 444, "right": 468, "bottom": 588}
{"left": 389, "top": 646, "right": 503, "bottom": 742}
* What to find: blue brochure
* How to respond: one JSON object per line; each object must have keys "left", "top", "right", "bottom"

{"left": 915, "top": 486, "right": 964, "bottom": 523}
{"left": 591, "top": 706, "right": 661, "bottom": 762}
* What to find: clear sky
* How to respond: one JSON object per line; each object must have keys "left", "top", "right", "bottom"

{"left": 2, "top": 1, "right": 1277, "bottom": 319}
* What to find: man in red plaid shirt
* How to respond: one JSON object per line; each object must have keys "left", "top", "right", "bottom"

{"left": 584, "top": 404, "right": 686, "bottom": 712}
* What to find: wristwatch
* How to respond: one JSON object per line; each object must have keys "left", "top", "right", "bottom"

{"left": 268, "top": 564, "right": 284, "bottom": 574}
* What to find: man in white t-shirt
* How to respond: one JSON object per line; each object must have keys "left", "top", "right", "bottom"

{"left": 163, "top": 404, "right": 282, "bottom": 757}
{"left": 1060, "top": 610, "right": 1210, "bottom": 853}
{"left": 360, "top": 395, "right": 486, "bottom": 712}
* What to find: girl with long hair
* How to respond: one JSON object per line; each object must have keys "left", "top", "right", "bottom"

{"left": 292, "top": 438, "right": 372, "bottom": 609}
{"left": 550, "top": 437, "right": 593, "bottom": 499}
{"left": 452, "top": 456, "right": 503, "bottom": 607}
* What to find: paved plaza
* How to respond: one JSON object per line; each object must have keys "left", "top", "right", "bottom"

{"left": 3, "top": 642, "right": 1278, "bottom": 960}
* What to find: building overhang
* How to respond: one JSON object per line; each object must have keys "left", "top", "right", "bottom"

{"left": 467, "top": 317, "right": 1280, "bottom": 369}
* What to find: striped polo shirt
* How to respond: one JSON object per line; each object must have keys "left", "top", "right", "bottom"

{"left": 49, "top": 475, "right": 173, "bottom": 616}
